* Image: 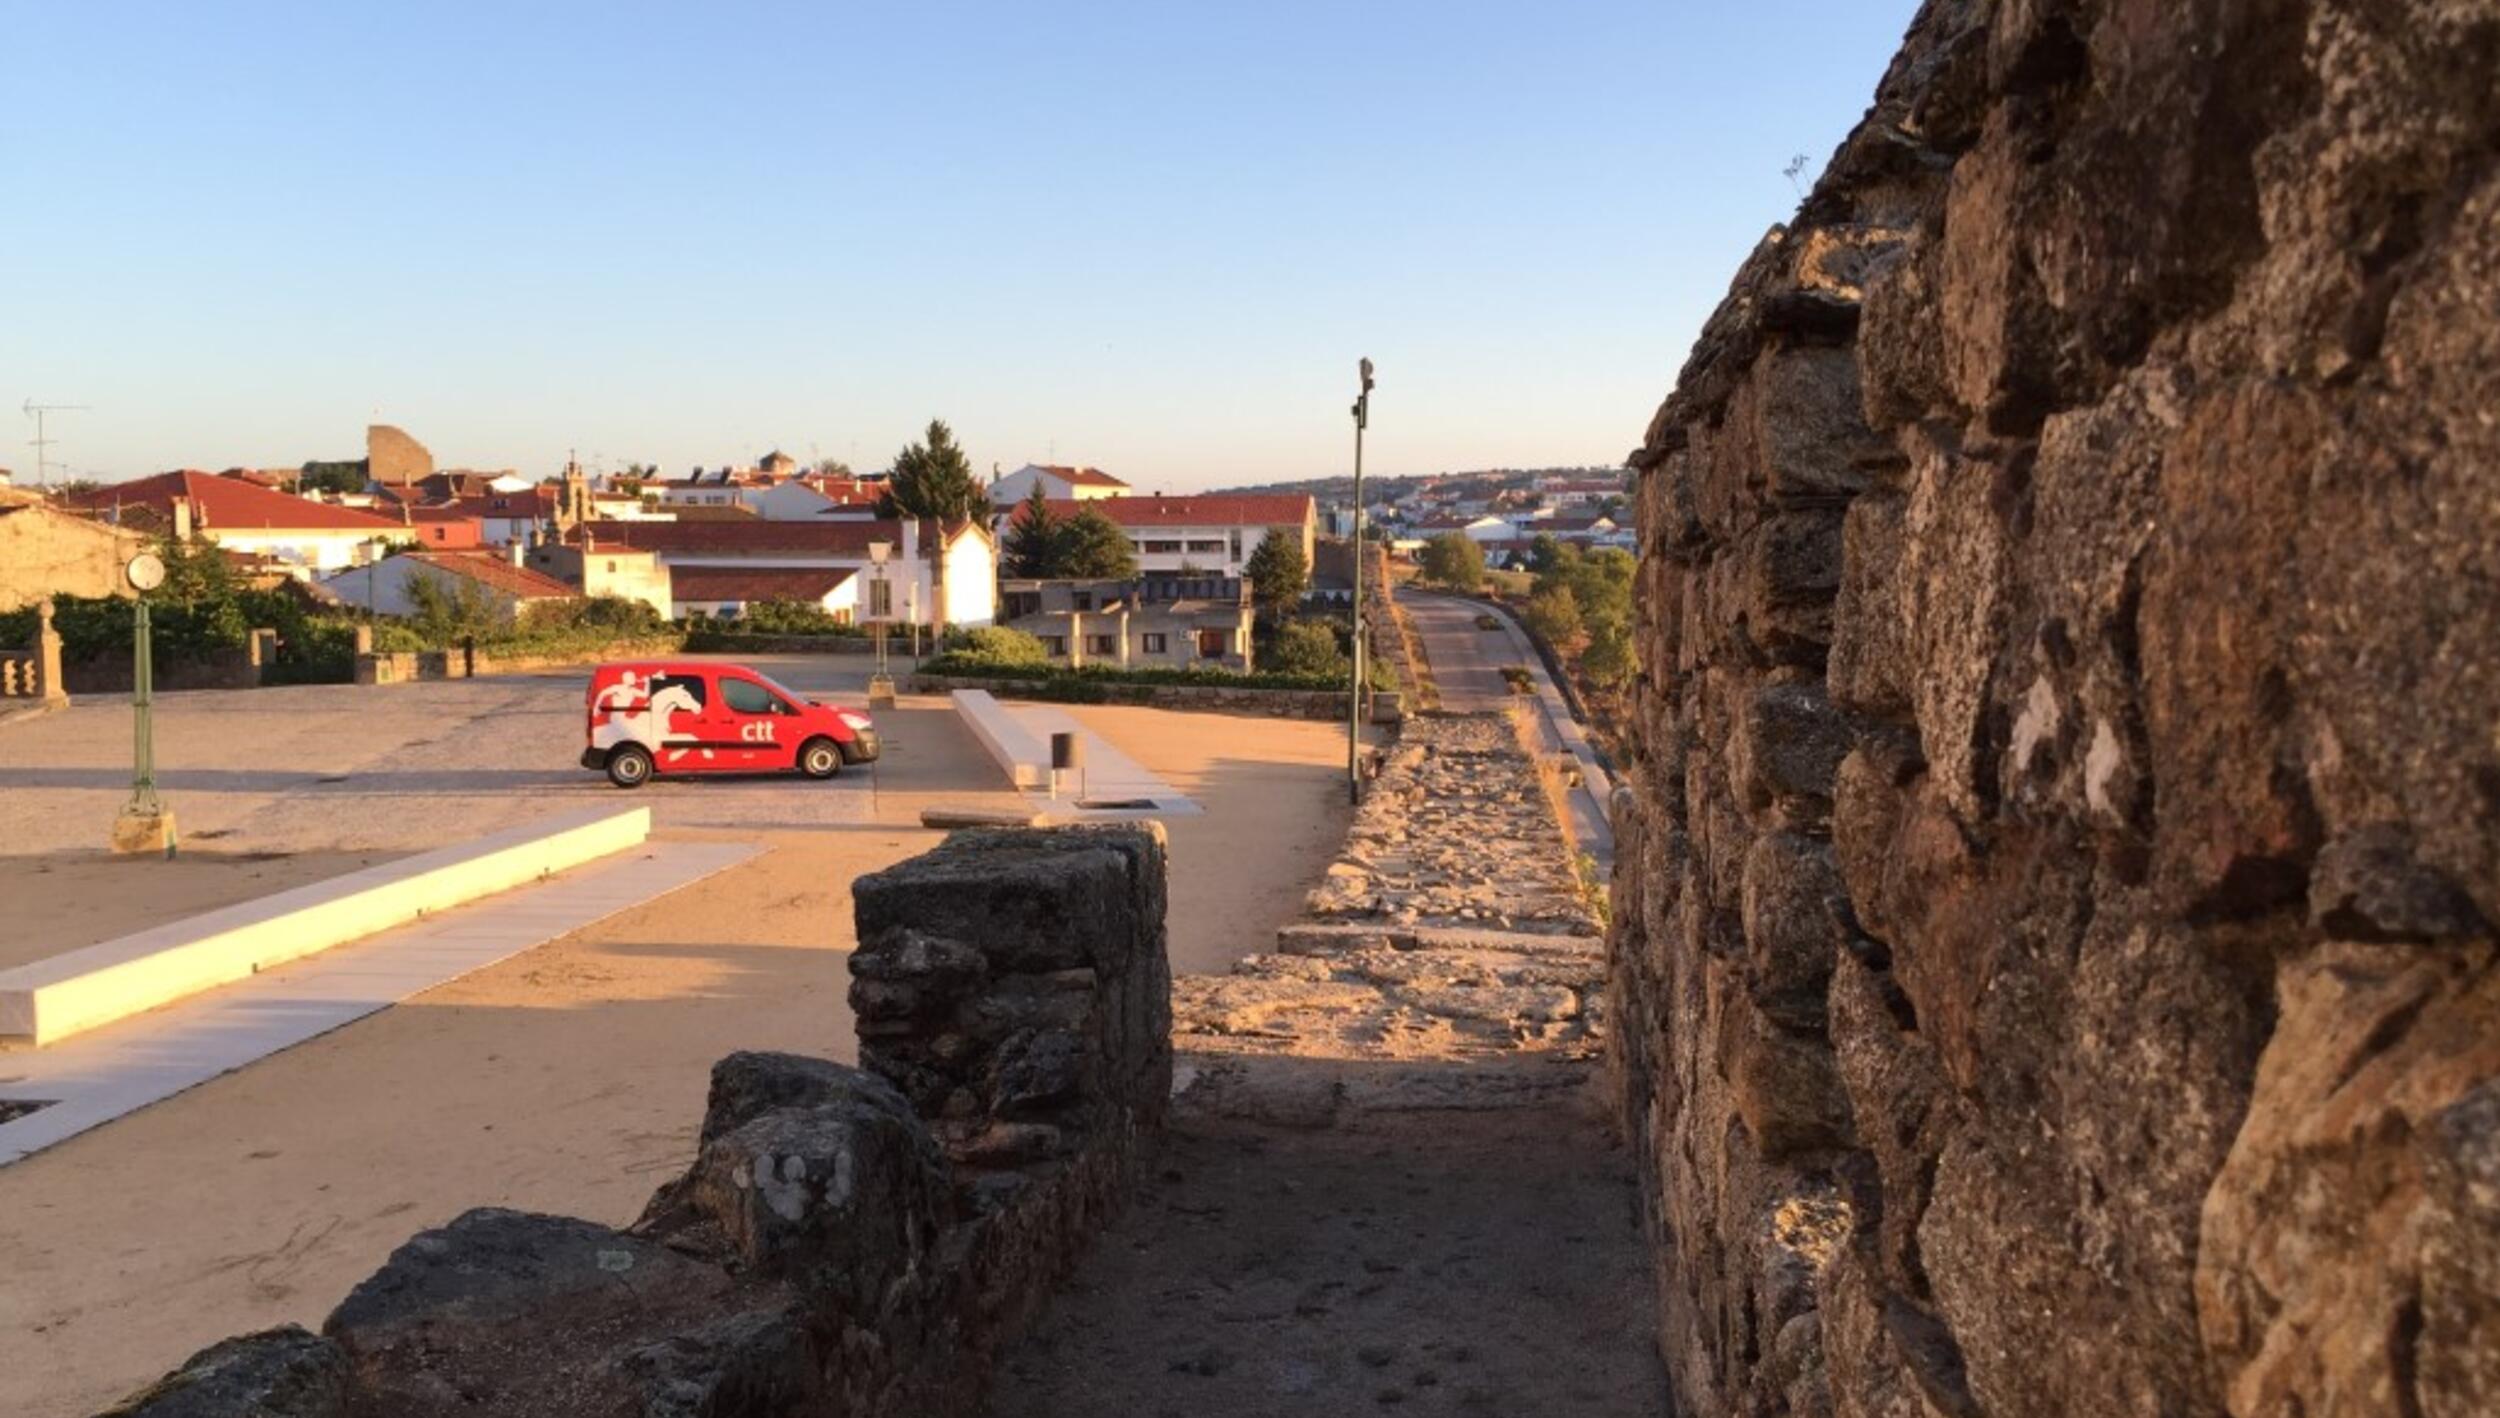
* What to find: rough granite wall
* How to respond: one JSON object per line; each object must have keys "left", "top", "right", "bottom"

{"left": 1606, "top": 4, "right": 2500, "bottom": 1417}
{"left": 103, "top": 826, "right": 1172, "bottom": 1418}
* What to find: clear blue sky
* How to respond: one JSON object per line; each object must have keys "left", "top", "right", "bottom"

{"left": 5, "top": 2, "right": 1918, "bottom": 490}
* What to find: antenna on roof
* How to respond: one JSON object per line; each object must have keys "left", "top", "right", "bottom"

{"left": 23, "top": 400, "right": 93, "bottom": 489}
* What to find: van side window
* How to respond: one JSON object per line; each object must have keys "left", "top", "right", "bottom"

{"left": 721, "top": 677, "right": 784, "bottom": 715}
{"left": 650, "top": 674, "right": 706, "bottom": 709}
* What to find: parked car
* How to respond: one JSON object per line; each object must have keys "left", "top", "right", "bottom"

{"left": 581, "top": 661, "right": 879, "bottom": 788}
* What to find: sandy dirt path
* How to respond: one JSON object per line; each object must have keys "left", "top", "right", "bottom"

{"left": 0, "top": 685, "right": 1349, "bottom": 1417}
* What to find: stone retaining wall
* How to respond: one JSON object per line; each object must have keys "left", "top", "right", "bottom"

{"left": 1608, "top": 5, "right": 2500, "bottom": 1418}
{"left": 911, "top": 671, "right": 1400, "bottom": 723}
{"left": 102, "top": 825, "right": 1173, "bottom": 1418}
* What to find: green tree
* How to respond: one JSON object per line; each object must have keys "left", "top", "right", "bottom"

{"left": 1418, "top": 533, "right": 1485, "bottom": 590}
{"left": 1059, "top": 507, "right": 1140, "bottom": 578}
{"left": 1265, "top": 618, "right": 1349, "bottom": 678}
{"left": 877, "top": 418, "right": 987, "bottom": 522}
{"left": 1003, "top": 486, "right": 1065, "bottom": 577}
{"left": 1580, "top": 617, "right": 1637, "bottom": 691}
{"left": 297, "top": 460, "right": 369, "bottom": 496}
{"left": 1525, "top": 583, "right": 1587, "bottom": 652}
{"left": 813, "top": 457, "right": 854, "bottom": 478}
{"left": 1527, "top": 533, "right": 1566, "bottom": 574}
{"left": 1243, "top": 529, "right": 1310, "bottom": 610}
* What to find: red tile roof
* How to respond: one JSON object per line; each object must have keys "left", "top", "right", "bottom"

{"left": 60, "top": 470, "right": 409, "bottom": 533}
{"left": 405, "top": 551, "right": 577, "bottom": 600}
{"left": 574, "top": 517, "right": 987, "bottom": 556}
{"left": 668, "top": 565, "right": 858, "bottom": 604}
{"left": 1010, "top": 494, "right": 1313, "bottom": 530}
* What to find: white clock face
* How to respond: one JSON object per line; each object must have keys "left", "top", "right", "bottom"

{"left": 126, "top": 552, "right": 166, "bottom": 592}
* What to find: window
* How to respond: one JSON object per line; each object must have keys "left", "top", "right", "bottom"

{"left": 1142, "top": 539, "right": 1183, "bottom": 555}
{"left": 1197, "top": 629, "right": 1225, "bottom": 660}
{"left": 1042, "top": 636, "right": 1067, "bottom": 657}
{"left": 1187, "top": 538, "right": 1227, "bottom": 554}
{"left": 1142, "top": 632, "right": 1169, "bottom": 654}
{"left": 605, "top": 559, "right": 617, "bottom": 572}
{"left": 1087, "top": 633, "right": 1117, "bottom": 655}
{"left": 650, "top": 672, "right": 706, "bottom": 707}
{"left": 721, "top": 677, "right": 789, "bottom": 715}
{"left": 1072, "top": 591, "right": 1094, "bottom": 611}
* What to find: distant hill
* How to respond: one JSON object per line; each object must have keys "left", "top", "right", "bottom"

{"left": 1212, "top": 466, "right": 1625, "bottom": 503}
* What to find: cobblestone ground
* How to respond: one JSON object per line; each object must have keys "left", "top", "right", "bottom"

{"left": 986, "top": 712, "right": 1657, "bottom": 1416}
{"left": 1177, "top": 711, "right": 1606, "bottom": 1061}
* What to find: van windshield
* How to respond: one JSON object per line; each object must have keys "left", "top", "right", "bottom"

{"left": 751, "top": 671, "right": 814, "bottom": 706}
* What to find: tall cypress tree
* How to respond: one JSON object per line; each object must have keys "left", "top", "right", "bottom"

{"left": 878, "top": 418, "right": 988, "bottom": 522}
{"left": 1003, "top": 486, "right": 1064, "bottom": 577}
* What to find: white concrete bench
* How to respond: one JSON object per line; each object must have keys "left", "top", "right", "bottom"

{"left": 0, "top": 806, "right": 651, "bottom": 1048}
{"left": 951, "top": 689, "right": 1051, "bottom": 790}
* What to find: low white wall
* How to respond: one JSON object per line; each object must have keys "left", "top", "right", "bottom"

{"left": 0, "top": 806, "right": 651, "bottom": 1047}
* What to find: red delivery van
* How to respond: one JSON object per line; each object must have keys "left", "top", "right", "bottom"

{"left": 581, "top": 662, "right": 880, "bottom": 788}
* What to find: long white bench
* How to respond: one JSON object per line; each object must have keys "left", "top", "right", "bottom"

{"left": 0, "top": 805, "right": 651, "bottom": 1048}
{"left": 951, "top": 689, "right": 1051, "bottom": 789}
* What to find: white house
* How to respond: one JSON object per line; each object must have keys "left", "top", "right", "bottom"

{"left": 991, "top": 463, "right": 1130, "bottom": 505}
{"left": 320, "top": 549, "right": 579, "bottom": 620}
{"left": 667, "top": 565, "right": 860, "bottom": 622}
{"left": 1413, "top": 513, "right": 1515, "bottom": 545}
{"left": 573, "top": 516, "right": 997, "bottom": 627}
{"left": 1006, "top": 494, "right": 1315, "bottom": 578}
{"left": 59, "top": 469, "right": 415, "bottom": 573}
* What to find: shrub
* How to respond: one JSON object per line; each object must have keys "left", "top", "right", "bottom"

{"left": 945, "top": 625, "right": 1049, "bottom": 664}
{"left": 1265, "top": 618, "right": 1349, "bottom": 678}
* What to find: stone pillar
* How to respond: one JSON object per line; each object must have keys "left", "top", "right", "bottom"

{"left": 36, "top": 598, "right": 66, "bottom": 705}
{"left": 850, "top": 825, "right": 1173, "bottom": 1184}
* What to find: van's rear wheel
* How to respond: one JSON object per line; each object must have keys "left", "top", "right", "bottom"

{"left": 798, "top": 737, "right": 842, "bottom": 780}
{"left": 606, "top": 744, "right": 654, "bottom": 788}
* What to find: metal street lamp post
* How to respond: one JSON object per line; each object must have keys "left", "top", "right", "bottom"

{"left": 867, "top": 540, "right": 898, "bottom": 708}
{"left": 114, "top": 551, "right": 177, "bottom": 857}
{"left": 1348, "top": 357, "right": 1374, "bottom": 804}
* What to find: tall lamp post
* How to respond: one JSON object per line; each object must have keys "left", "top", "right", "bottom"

{"left": 113, "top": 550, "right": 177, "bottom": 857}
{"left": 866, "top": 540, "right": 897, "bottom": 708}
{"left": 1347, "top": 357, "right": 1374, "bottom": 804}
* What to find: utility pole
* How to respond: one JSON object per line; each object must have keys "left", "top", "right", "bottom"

{"left": 24, "top": 400, "right": 93, "bottom": 488}
{"left": 1348, "top": 358, "right": 1374, "bottom": 804}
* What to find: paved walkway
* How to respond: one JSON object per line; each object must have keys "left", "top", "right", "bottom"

{"left": 0, "top": 840, "right": 760, "bottom": 1166}
{"left": 1396, "top": 589, "right": 1615, "bottom": 872}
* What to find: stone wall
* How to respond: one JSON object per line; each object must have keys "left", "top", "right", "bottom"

{"left": 365, "top": 424, "right": 432, "bottom": 487}
{"left": 909, "top": 671, "right": 1401, "bottom": 723}
{"left": 1607, "top": 5, "right": 2500, "bottom": 1418}
{"left": 102, "top": 825, "right": 1173, "bottom": 1418}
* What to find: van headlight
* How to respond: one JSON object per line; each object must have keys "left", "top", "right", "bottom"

{"left": 838, "top": 712, "right": 873, "bottom": 731}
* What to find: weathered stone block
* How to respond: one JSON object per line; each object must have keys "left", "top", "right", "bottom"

{"left": 97, "top": 1326, "right": 354, "bottom": 1418}
{"left": 676, "top": 1075, "right": 948, "bottom": 1306}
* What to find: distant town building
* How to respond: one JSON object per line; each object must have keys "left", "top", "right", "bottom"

{"left": 523, "top": 535, "right": 674, "bottom": 619}
{"left": 0, "top": 485, "right": 151, "bottom": 610}
{"left": 1005, "top": 494, "right": 1315, "bottom": 579}
{"left": 999, "top": 574, "right": 1255, "bottom": 671}
{"left": 56, "top": 469, "right": 415, "bottom": 573}
{"left": 991, "top": 463, "right": 1130, "bottom": 505}
{"left": 319, "top": 549, "right": 578, "bottom": 621}
{"left": 570, "top": 517, "right": 997, "bottom": 628}
{"left": 666, "top": 566, "right": 859, "bottom": 623}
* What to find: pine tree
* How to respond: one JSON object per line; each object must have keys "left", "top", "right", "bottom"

{"left": 1244, "top": 529, "right": 1310, "bottom": 609}
{"left": 1059, "top": 508, "right": 1140, "bottom": 578}
{"left": 877, "top": 418, "right": 988, "bottom": 522}
{"left": 1004, "top": 486, "right": 1064, "bottom": 577}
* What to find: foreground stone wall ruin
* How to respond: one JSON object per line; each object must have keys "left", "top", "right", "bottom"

{"left": 104, "top": 826, "right": 1171, "bottom": 1418}
{"left": 1607, "top": 3, "right": 2500, "bottom": 1416}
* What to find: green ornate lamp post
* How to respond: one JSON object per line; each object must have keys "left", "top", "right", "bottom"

{"left": 112, "top": 550, "right": 178, "bottom": 857}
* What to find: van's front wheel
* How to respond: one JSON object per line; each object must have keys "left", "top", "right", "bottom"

{"left": 606, "top": 744, "right": 654, "bottom": 788}
{"left": 798, "top": 737, "right": 843, "bottom": 780}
